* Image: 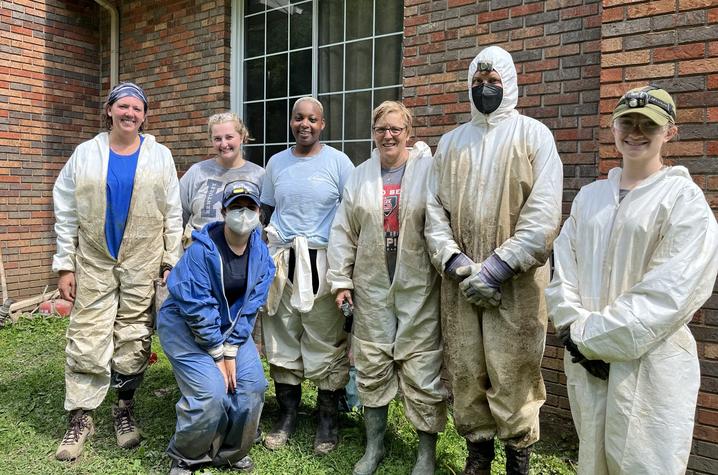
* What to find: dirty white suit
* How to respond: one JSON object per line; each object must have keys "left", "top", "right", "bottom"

{"left": 327, "top": 142, "right": 447, "bottom": 433}
{"left": 425, "top": 47, "right": 563, "bottom": 447}
{"left": 545, "top": 166, "right": 718, "bottom": 475}
{"left": 53, "top": 132, "right": 182, "bottom": 411}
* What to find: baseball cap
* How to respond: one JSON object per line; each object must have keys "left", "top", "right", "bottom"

{"left": 222, "top": 180, "right": 261, "bottom": 208}
{"left": 611, "top": 86, "right": 676, "bottom": 126}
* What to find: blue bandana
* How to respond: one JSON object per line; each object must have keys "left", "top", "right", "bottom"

{"left": 106, "top": 82, "right": 148, "bottom": 111}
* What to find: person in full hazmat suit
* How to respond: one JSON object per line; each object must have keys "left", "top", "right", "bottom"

{"left": 180, "top": 112, "right": 264, "bottom": 248}
{"left": 327, "top": 101, "right": 447, "bottom": 475}
{"left": 425, "top": 46, "right": 563, "bottom": 475}
{"left": 545, "top": 86, "right": 718, "bottom": 475}
{"left": 53, "top": 82, "right": 183, "bottom": 461}
{"left": 260, "top": 96, "right": 354, "bottom": 455}
{"left": 158, "top": 181, "right": 275, "bottom": 475}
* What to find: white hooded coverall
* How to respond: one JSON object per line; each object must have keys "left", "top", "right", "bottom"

{"left": 53, "top": 132, "right": 183, "bottom": 411}
{"left": 327, "top": 142, "right": 447, "bottom": 433}
{"left": 425, "top": 46, "right": 563, "bottom": 447}
{"left": 545, "top": 166, "right": 718, "bottom": 475}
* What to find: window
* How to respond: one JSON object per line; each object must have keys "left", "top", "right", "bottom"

{"left": 233, "top": 0, "right": 404, "bottom": 166}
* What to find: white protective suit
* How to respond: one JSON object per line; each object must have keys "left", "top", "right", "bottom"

{"left": 545, "top": 165, "right": 718, "bottom": 475}
{"left": 425, "top": 46, "right": 563, "bottom": 447}
{"left": 53, "top": 132, "right": 183, "bottom": 411}
{"left": 327, "top": 142, "right": 447, "bottom": 433}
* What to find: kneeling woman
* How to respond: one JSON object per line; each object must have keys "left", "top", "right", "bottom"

{"left": 158, "top": 181, "right": 275, "bottom": 474}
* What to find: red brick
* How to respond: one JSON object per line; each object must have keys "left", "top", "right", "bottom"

{"left": 478, "top": 9, "right": 509, "bottom": 23}
{"left": 679, "top": 58, "right": 718, "bottom": 75}
{"left": 602, "top": 50, "right": 650, "bottom": 67}
{"left": 679, "top": 0, "right": 717, "bottom": 10}
{"left": 655, "top": 43, "right": 707, "bottom": 62}
{"left": 510, "top": 3, "right": 544, "bottom": 17}
{"left": 601, "top": 37, "right": 623, "bottom": 53}
{"left": 625, "top": 63, "right": 676, "bottom": 80}
{"left": 709, "top": 7, "right": 718, "bottom": 23}
{"left": 627, "top": 0, "right": 676, "bottom": 17}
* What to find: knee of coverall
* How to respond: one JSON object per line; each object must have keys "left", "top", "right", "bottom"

{"left": 352, "top": 334, "right": 397, "bottom": 407}
{"left": 233, "top": 338, "right": 268, "bottom": 395}
{"left": 176, "top": 374, "right": 227, "bottom": 432}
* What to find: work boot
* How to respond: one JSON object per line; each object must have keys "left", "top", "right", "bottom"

{"left": 313, "top": 389, "right": 340, "bottom": 455}
{"left": 463, "top": 439, "right": 494, "bottom": 475}
{"left": 169, "top": 459, "right": 192, "bottom": 475}
{"left": 55, "top": 409, "right": 95, "bottom": 461}
{"left": 352, "top": 405, "right": 389, "bottom": 475}
{"left": 264, "top": 383, "right": 301, "bottom": 450}
{"left": 505, "top": 444, "right": 532, "bottom": 475}
{"left": 411, "top": 431, "right": 437, "bottom": 475}
{"left": 113, "top": 399, "right": 141, "bottom": 448}
{"left": 232, "top": 455, "right": 254, "bottom": 472}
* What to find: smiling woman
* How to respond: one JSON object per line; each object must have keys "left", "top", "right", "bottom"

{"left": 179, "top": 112, "right": 265, "bottom": 248}
{"left": 52, "top": 81, "right": 183, "bottom": 462}
{"left": 546, "top": 86, "right": 718, "bottom": 474}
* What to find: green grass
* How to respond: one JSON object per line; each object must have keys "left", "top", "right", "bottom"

{"left": 0, "top": 315, "right": 577, "bottom": 474}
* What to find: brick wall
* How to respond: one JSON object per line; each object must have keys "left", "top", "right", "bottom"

{"left": 0, "top": 0, "right": 101, "bottom": 300}
{"left": 598, "top": 1, "right": 718, "bottom": 473}
{"left": 403, "top": 0, "right": 603, "bottom": 424}
{"left": 120, "top": 0, "right": 231, "bottom": 173}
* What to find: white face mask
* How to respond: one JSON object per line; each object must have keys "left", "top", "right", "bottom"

{"left": 225, "top": 208, "right": 259, "bottom": 235}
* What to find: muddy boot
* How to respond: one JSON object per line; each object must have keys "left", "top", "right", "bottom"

{"left": 313, "top": 389, "right": 340, "bottom": 455}
{"left": 113, "top": 399, "right": 141, "bottom": 448}
{"left": 352, "top": 405, "right": 388, "bottom": 475}
{"left": 411, "top": 431, "right": 437, "bottom": 475}
{"left": 505, "top": 444, "right": 532, "bottom": 475}
{"left": 264, "top": 383, "right": 301, "bottom": 450}
{"left": 463, "top": 439, "right": 494, "bottom": 475}
{"left": 232, "top": 455, "right": 255, "bottom": 472}
{"left": 55, "top": 410, "right": 95, "bottom": 461}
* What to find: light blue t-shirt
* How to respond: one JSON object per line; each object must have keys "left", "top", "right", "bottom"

{"left": 261, "top": 145, "right": 354, "bottom": 247}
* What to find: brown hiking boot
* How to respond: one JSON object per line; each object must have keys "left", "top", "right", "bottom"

{"left": 55, "top": 410, "right": 95, "bottom": 461}
{"left": 113, "top": 399, "right": 141, "bottom": 448}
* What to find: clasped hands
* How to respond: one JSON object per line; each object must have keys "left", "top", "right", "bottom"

{"left": 559, "top": 326, "right": 610, "bottom": 380}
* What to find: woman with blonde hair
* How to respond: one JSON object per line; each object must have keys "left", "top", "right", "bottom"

{"left": 180, "top": 112, "right": 264, "bottom": 247}
{"left": 328, "top": 101, "right": 446, "bottom": 475}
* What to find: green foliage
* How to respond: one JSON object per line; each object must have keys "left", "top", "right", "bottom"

{"left": 0, "top": 316, "right": 576, "bottom": 474}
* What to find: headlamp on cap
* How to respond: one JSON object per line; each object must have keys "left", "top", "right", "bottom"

{"left": 478, "top": 62, "right": 493, "bottom": 72}
{"left": 618, "top": 87, "right": 675, "bottom": 120}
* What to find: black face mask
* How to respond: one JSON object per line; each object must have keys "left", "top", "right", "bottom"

{"left": 471, "top": 83, "right": 503, "bottom": 115}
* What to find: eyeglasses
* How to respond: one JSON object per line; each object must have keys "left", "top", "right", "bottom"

{"left": 372, "top": 126, "right": 406, "bottom": 136}
{"left": 613, "top": 117, "right": 665, "bottom": 135}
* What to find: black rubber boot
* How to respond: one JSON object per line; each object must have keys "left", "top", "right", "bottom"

{"left": 264, "top": 383, "right": 301, "bottom": 450}
{"left": 352, "top": 405, "right": 389, "bottom": 475}
{"left": 463, "top": 439, "right": 494, "bottom": 475}
{"left": 505, "top": 444, "right": 532, "bottom": 475}
{"left": 313, "top": 389, "right": 340, "bottom": 455}
{"left": 411, "top": 431, "right": 437, "bottom": 475}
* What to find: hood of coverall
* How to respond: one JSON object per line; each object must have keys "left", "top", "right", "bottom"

{"left": 468, "top": 46, "right": 519, "bottom": 126}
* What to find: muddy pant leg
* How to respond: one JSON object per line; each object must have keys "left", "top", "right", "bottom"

{"left": 483, "top": 268, "right": 548, "bottom": 448}
{"left": 212, "top": 340, "right": 268, "bottom": 466}
{"left": 301, "top": 293, "right": 349, "bottom": 391}
{"left": 112, "top": 264, "right": 155, "bottom": 385}
{"left": 395, "top": 285, "right": 447, "bottom": 434}
{"left": 64, "top": 252, "right": 120, "bottom": 411}
{"left": 351, "top": 300, "right": 397, "bottom": 408}
{"left": 159, "top": 315, "right": 227, "bottom": 467}
{"left": 263, "top": 285, "right": 304, "bottom": 386}
{"left": 440, "top": 278, "right": 496, "bottom": 441}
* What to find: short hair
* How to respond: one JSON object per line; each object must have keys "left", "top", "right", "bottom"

{"left": 292, "top": 96, "right": 324, "bottom": 118}
{"left": 207, "top": 111, "right": 252, "bottom": 143}
{"left": 372, "top": 101, "right": 413, "bottom": 137}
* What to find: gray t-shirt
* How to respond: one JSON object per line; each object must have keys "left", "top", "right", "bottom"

{"left": 382, "top": 162, "right": 406, "bottom": 283}
{"left": 180, "top": 158, "right": 265, "bottom": 232}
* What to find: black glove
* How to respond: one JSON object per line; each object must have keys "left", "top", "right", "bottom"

{"left": 559, "top": 327, "right": 610, "bottom": 380}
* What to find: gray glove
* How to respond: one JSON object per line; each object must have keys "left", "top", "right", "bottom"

{"left": 456, "top": 264, "right": 501, "bottom": 307}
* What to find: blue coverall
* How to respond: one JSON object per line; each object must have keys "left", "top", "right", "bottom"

{"left": 158, "top": 223, "right": 275, "bottom": 468}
